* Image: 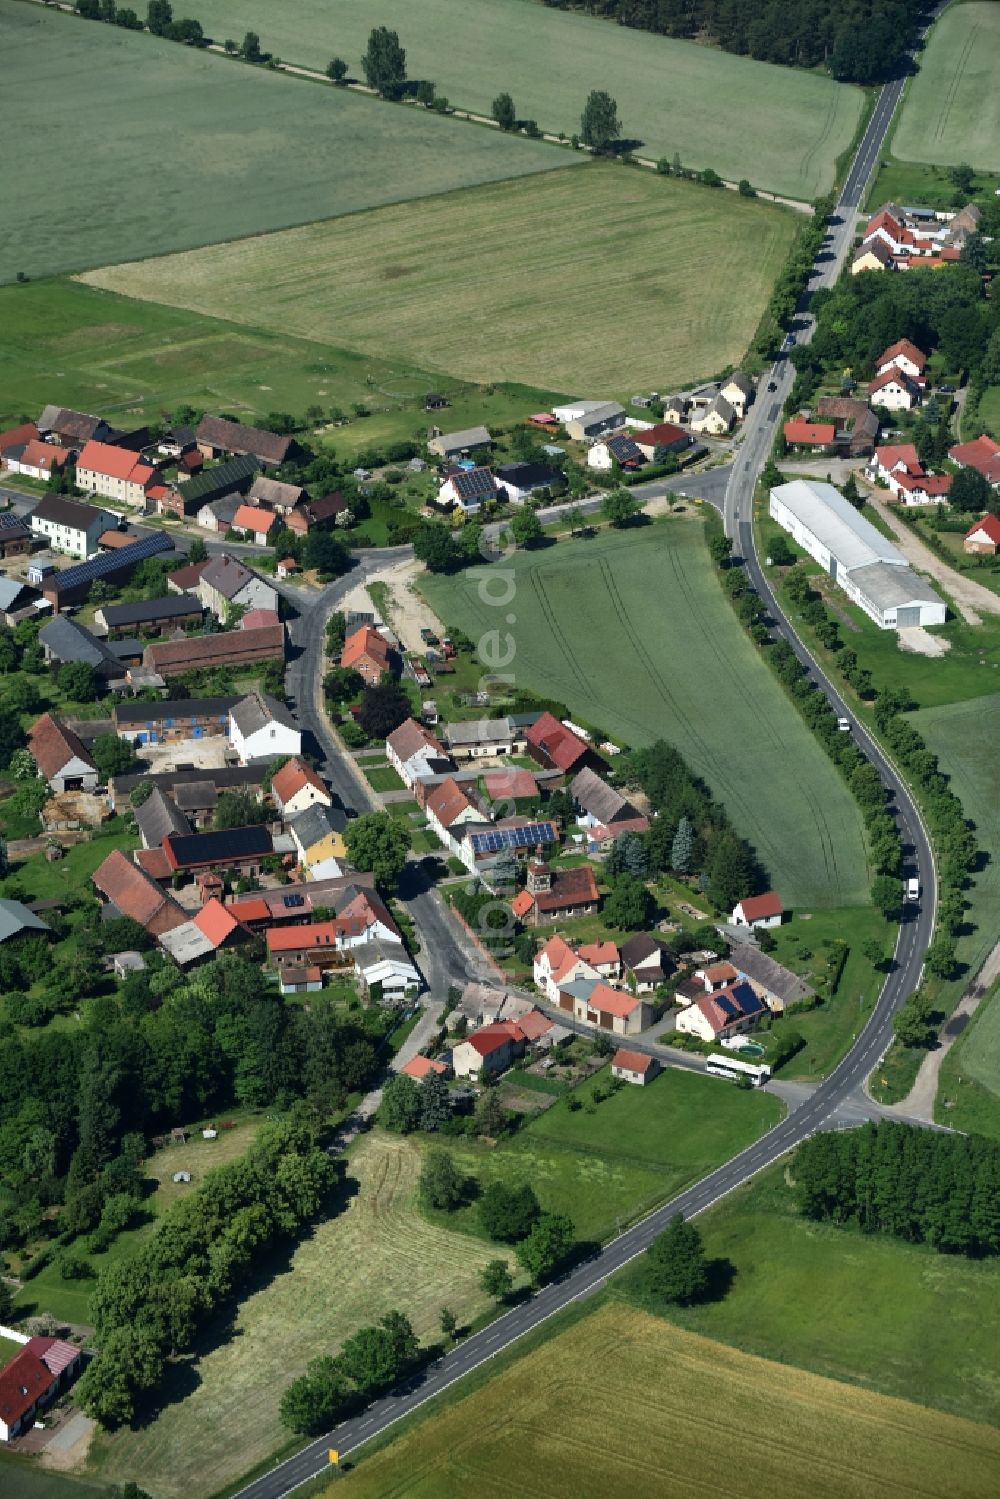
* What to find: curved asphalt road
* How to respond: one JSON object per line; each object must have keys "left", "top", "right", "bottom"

{"left": 235, "top": 32, "right": 948, "bottom": 1493}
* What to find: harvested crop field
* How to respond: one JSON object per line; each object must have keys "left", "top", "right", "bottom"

{"left": 421, "top": 521, "right": 870, "bottom": 907}
{"left": 86, "top": 1132, "right": 515, "bottom": 1499}
{"left": 330, "top": 1303, "right": 1000, "bottom": 1498}
{"left": 194, "top": 0, "right": 863, "bottom": 199}
{"left": 0, "top": 0, "right": 566, "bottom": 282}
{"left": 893, "top": 3, "right": 1000, "bottom": 172}
{"left": 81, "top": 166, "right": 798, "bottom": 395}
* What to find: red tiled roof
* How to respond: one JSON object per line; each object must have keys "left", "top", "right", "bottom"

{"left": 99, "top": 528, "right": 139, "bottom": 549}
{"left": 613, "top": 1048, "right": 654, "bottom": 1073}
{"left": 635, "top": 422, "right": 687, "bottom": 448}
{"left": 399, "top": 1055, "right": 449, "bottom": 1079}
{"left": 168, "top": 559, "right": 211, "bottom": 591}
{"left": 18, "top": 439, "right": 70, "bottom": 471}
{"left": 233, "top": 503, "right": 278, "bottom": 535}
{"left": 525, "top": 712, "right": 592, "bottom": 772}
{"left": 271, "top": 757, "right": 329, "bottom": 808}
{"left": 267, "top": 921, "right": 339, "bottom": 953}
{"left": 426, "top": 777, "right": 475, "bottom": 830}
{"left": 737, "top": 891, "right": 783, "bottom": 921}
{"left": 144, "top": 623, "right": 284, "bottom": 676}
{"left": 483, "top": 768, "right": 537, "bottom": 801}
{"left": 28, "top": 712, "right": 96, "bottom": 781}
{"left": 532, "top": 863, "right": 599, "bottom": 914}
{"left": 194, "top": 897, "right": 240, "bottom": 947}
{"left": 465, "top": 1020, "right": 524, "bottom": 1056}
{"left": 517, "top": 1009, "right": 553, "bottom": 1041}
{"left": 878, "top": 338, "right": 927, "bottom": 373}
{"left": 225, "top": 896, "right": 272, "bottom": 924}
{"left": 896, "top": 471, "right": 952, "bottom": 497}
{"left": 536, "top": 934, "right": 581, "bottom": 983}
{"left": 241, "top": 608, "right": 280, "bottom": 631}
{"left": 578, "top": 941, "right": 619, "bottom": 967}
{"left": 511, "top": 889, "right": 535, "bottom": 919}
{"left": 26, "top": 1337, "right": 80, "bottom": 1378}
{"left": 784, "top": 420, "right": 835, "bottom": 446}
{"left": 92, "top": 849, "right": 187, "bottom": 934}
{"left": 876, "top": 443, "right": 921, "bottom": 474}
{"left": 342, "top": 626, "right": 390, "bottom": 672}
{"left": 950, "top": 435, "right": 1000, "bottom": 485}
{"left": 135, "top": 846, "right": 172, "bottom": 880}
{"left": 869, "top": 368, "right": 921, "bottom": 396}
{"left": 0, "top": 420, "right": 40, "bottom": 453}
{"left": 965, "top": 514, "right": 1000, "bottom": 545}
{"left": 580, "top": 983, "right": 641, "bottom": 1018}
{"left": 77, "top": 440, "right": 154, "bottom": 486}
{"left": 702, "top": 961, "right": 739, "bottom": 984}
{"left": 0, "top": 1346, "right": 55, "bottom": 1431}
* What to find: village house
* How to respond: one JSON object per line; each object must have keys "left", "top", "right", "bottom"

{"left": 689, "top": 394, "right": 736, "bottom": 436}
{"left": 783, "top": 419, "right": 837, "bottom": 454}
{"left": 586, "top": 432, "right": 646, "bottom": 472}
{"left": 557, "top": 401, "right": 627, "bottom": 442}
{"left": 37, "top": 405, "right": 111, "bottom": 447}
{"left": 949, "top": 434, "right": 1000, "bottom": 489}
{"left": 494, "top": 462, "right": 564, "bottom": 503}
{"left": 197, "top": 554, "right": 278, "bottom": 621}
{"left": 270, "top": 757, "right": 332, "bottom": 818}
{"left": 39, "top": 615, "right": 124, "bottom": 679}
{"left": 661, "top": 396, "right": 690, "bottom": 424}
{"left": 386, "top": 718, "right": 452, "bottom": 789}
{"left": 92, "top": 848, "right": 188, "bottom": 936}
{"left": 142, "top": 622, "right": 285, "bottom": 679}
{"left": 877, "top": 339, "right": 927, "bottom": 382}
{"left": 353, "top": 936, "right": 421, "bottom": 1002}
{"left": 525, "top": 712, "right": 601, "bottom": 775}
{"left": 76, "top": 440, "right": 159, "bottom": 509}
{"left": 871, "top": 445, "right": 951, "bottom": 506}
{"left": 675, "top": 977, "right": 768, "bottom": 1042}
{"left": 483, "top": 767, "right": 538, "bottom": 808}
{"left": 719, "top": 371, "right": 754, "bottom": 419}
{"left": 228, "top": 692, "right": 301, "bottom": 764}
{"left": 815, "top": 397, "right": 880, "bottom": 458}
{"left": 611, "top": 1048, "right": 661, "bottom": 1086}
{"left": 435, "top": 466, "right": 498, "bottom": 516}
{"left": 459, "top": 815, "right": 560, "bottom": 875}
{"left": 95, "top": 593, "right": 203, "bottom": 638}
{"left": 195, "top": 414, "right": 299, "bottom": 468}
{"left": 0, "top": 1338, "right": 84, "bottom": 1443}
{"left": 452, "top": 1019, "right": 527, "bottom": 1080}
{"left": 5, "top": 438, "right": 71, "bottom": 481}
{"left": 426, "top": 425, "right": 493, "bottom": 460}
{"left": 161, "top": 824, "right": 274, "bottom": 882}
{"left": 342, "top": 624, "right": 391, "bottom": 685}
{"left": 443, "top": 716, "right": 528, "bottom": 761}
{"left": 632, "top": 422, "right": 691, "bottom": 463}
{"left": 399, "top": 1054, "right": 451, "bottom": 1081}
{"left": 264, "top": 892, "right": 402, "bottom": 968}
{"left": 289, "top": 801, "right": 348, "bottom": 879}
{"left": 425, "top": 777, "right": 484, "bottom": 856}
{"left": 28, "top": 712, "right": 99, "bottom": 792}
{"left": 556, "top": 977, "right": 652, "bottom": 1036}
{"left": 731, "top": 892, "right": 784, "bottom": 930}
{"left": 247, "top": 474, "right": 307, "bottom": 513}
{"left": 964, "top": 514, "right": 1000, "bottom": 556}
{"left": 196, "top": 495, "right": 257, "bottom": 537}
{"left": 726, "top": 939, "right": 814, "bottom": 1015}
{"left": 232, "top": 503, "right": 280, "bottom": 546}
{"left": 510, "top": 852, "right": 600, "bottom": 927}
{"left": 134, "top": 786, "right": 193, "bottom": 850}
{"left": 869, "top": 369, "right": 922, "bottom": 411}
{"left": 533, "top": 933, "right": 600, "bottom": 1002}
{"left": 30, "top": 494, "right": 119, "bottom": 559}
{"left": 285, "top": 491, "right": 349, "bottom": 534}
{"left": 570, "top": 766, "right": 640, "bottom": 832}
{"left": 0, "top": 420, "right": 42, "bottom": 464}
{"left": 576, "top": 939, "right": 621, "bottom": 980}
{"left": 619, "top": 932, "right": 674, "bottom": 992}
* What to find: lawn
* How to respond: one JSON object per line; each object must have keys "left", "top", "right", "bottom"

{"left": 86, "top": 1131, "right": 516, "bottom": 1499}
{"left": 892, "top": 2, "right": 1000, "bottom": 172}
{"left": 421, "top": 520, "right": 871, "bottom": 908}
{"left": 0, "top": 1463, "right": 108, "bottom": 1499}
{"left": 979, "top": 384, "right": 1000, "bottom": 438}
{"left": 329, "top": 1302, "right": 1000, "bottom": 1499}
{"left": 937, "top": 980, "right": 1000, "bottom": 1138}
{"left": 426, "top": 1066, "right": 783, "bottom": 1243}
{"left": 194, "top": 0, "right": 863, "bottom": 199}
{"left": 908, "top": 695, "right": 1000, "bottom": 988}
{"left": 81, "top": 166, "right": 800, "bottom": 397}
{"left": 0, "top": 0, "right": 567, "bottom": 283}
{"left": 619, "top": 1162, "right": 1000, "bottom": 1429}
{"left": 364, "top": 765, "right": 406, "bottom": 792}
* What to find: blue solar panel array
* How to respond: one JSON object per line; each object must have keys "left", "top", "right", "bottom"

{"left": 469, "top": 822, "right": 557, "bottom": 855}
{"left": 282, "top": 893, "right": 306, "bottom": 908}
{"left": 50, "top": 531, "right": 173, "bottom": 594}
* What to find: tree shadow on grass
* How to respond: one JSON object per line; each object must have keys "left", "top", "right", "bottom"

{"left": 703, "top": 1255, "right": 737, "bottom": 1304}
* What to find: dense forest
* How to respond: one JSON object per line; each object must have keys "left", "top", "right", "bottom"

{"left": 542, "top": 0, "right": 925, "bottom": 84}
{"left": 0, "top": 953, "right": 379, "bottom": 1261}
{"left": 795, "top": 1121, "right": 1000, "bottom": 1257}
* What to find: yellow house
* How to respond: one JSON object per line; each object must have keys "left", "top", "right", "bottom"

{"left": 289, "top": 802, "right": 347, "bottom": 878}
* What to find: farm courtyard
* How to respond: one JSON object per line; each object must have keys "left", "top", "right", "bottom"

{"left": 421, "top": 520, "right": 871, "bottom": 909}
{"left": 0, "top": 0, "right": 566, "bottom": 283}
{"left": 194, "top": 0, "right": 863, "bottom": 199}
{"left": 81, "top": 165, "right": 800, "bottom": 399}
{"left": 892, "top": 2, "right": 1000, "bottom": 172}
{"left": 329, "top": 1302, "right": 1000, "bottom": 1499}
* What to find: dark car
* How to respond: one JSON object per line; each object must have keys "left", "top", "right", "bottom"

{"left": 767, "top": 380, "right": 778, "bottom": 392}
{"left": 938, "top": 383, "right": 956, "bottom": 394}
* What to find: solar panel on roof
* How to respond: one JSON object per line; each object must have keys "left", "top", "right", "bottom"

{"left": 49, "top": 531, "right": 173, "bottom": 593}
{"left": 283, "top": 893, "right": 305, "bottom": 908}
{"left": 469, "top": 822, "right": 556, "bottom": 854}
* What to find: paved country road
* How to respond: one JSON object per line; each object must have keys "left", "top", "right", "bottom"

{"left": 233, "top": 20, "right": 948, "bottom": 1495}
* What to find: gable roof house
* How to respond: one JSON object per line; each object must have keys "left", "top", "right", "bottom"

{"left": 352, "top": 936, "right": 421, "bottom": 1003}
{"left": 561, "top": 402, "right": 627, "bottom": 442}
{"left": 30, "top": 494, "right": 120, "bottom": 560}
{"left": 719, "top": 371, "right": 754, "bottom": 417}
{"left": 289, "top": 801, "right": 348, "bottom": 879}
{"left": 196, "top": 495, "right": 244, "bottom": 535}
{"left": 0, "top": 420, "right": 41, "bottom": 462}
{"left": 619, "top": 932, "right": 675, "bottom": 993}
{"left": 228, "top": 692, "right": 301, "bottom": 764}
{"left": 511, "top": 854, "right": 600, "bottom": 927}
{"left": 134, "top": 786, "right": 192, "bottom": 849}
{"left": 37, "top": 406, "right": 111, "bottom": 447}
{"left": 877, "top": 339, "right": 927, "bottom": 380}
{"left": 95, "top": 593, "right": 203, "bottom": 638}
{"left": 232, "top": 503, "right": 280, "bottom": 545}
{"left": 533, "top": 933, "right": 600, "bottom": 1002}
{"left": 556, "top": 977, "right": 652, "bottom": 1036}
{"left": 342, "top": 625, "right": 391, "bottom": 685}
{"left": 732, "top": 891, "right": 784, "bottom": 929}
{"left": 284, "top": 489, "right": 349, "bottom": 535}
{"left": 612, "top": 1048, "right": 661, "bottom": 1086}
{"left": 425, "top": 777, "right": 483, "bottom": 855}
{"left": 815, "top": 397, "right": 880, "bottom": 458}
{"left": 76, "top": 440, "right": 159, "bottom": 510}
{"left": 452, "top": 1019, "right": 527, "bottom": 1080}
{"left": 868, "top": 368, "right": 922, "bottom": 411}
{"left": 270, "top": 757, "right": 332, "bottom": 817}
{"left": 443, "top": 715, "right": 527, "bottom": 761}
{"left": 726, "top": 939, "right": 814, "bottom": 1015}
{"left": 570, "top": 766, "right": 639, "bottom": 830}
{"left": 197, "top": 553, "right": 278, "bottom": 621}
{"left": 196, "top": 415, "right": 299, "bottom": 468}
{"left": 427, "top": 425, "right": 493, "bottom": 460}
{"left": 675, "top": 977, "right": 768, "bottom": 1041}
{"left": 6, "top": 439, "right": 71, "bottom": 481}
{"left": 633, "top": 421, "right": 691, "bottom": 462}
{"left": 949, "top": 434, "right": 1000, "bottom": 489}
{"left": 435, "top": 466, "right": 498, "bottom": 516}
{"left": 162, "top": 824, "right": 274, "bottom": 880}
{"left": 28, "top": 713, "right": 99, "bottom": 792}
{"left": 783, "top": 419, "right": 836, "bottom": 453}
{"left": 586, "top": 432, "right": 646, "bottom": 472}
{"left": 689, "top": 393, "right": 736, "bottom": 435}
{"left": 38, "top": 615, "right": 124, "bottom": 679}
{"left": 386, "top": 718, "right": 451, "bottom": 789}
{"left": 964, "top": 513, "right": 1000, "bottom": 556}
{"left": 525, "top": 712, "right": 601, "bottom": 775}
{"left": 494, "top": 462, "right": 565, "bottom": 503}
{"left": 0, "top": 1340, "right": 81, "bottom": 1442}
{"left": 93, "top": 848, "right": 188, "bottom": 936}
{"left": 247, "top": 475, "right": 306, "bottom": 513}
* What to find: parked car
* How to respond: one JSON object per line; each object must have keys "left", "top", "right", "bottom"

{"left": 767, "top": 380, "right": 778, "bottom": 392}
{"left": 938, "top": 383, "right": 956, "bottom": 394}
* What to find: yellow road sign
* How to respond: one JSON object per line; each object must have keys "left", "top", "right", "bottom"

{"left": 328, "top": 1449, "right": 339, "bottom": 1465}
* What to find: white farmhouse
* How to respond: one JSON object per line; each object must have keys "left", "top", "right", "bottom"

{"left": 769, "top": 480, "right": 945, "bottom": 630}
{"left": 228, "top": 692, "right": 301, "bottom": 764}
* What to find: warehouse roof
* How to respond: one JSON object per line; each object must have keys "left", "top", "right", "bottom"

{"left": 848, "top": 560, "right": 944, "bottom": 612}
{"left": 98, "top": 593, "right": 201, "bottom": 628}
{"left": 770, "top": 480, "right": 903, "bottom": 574}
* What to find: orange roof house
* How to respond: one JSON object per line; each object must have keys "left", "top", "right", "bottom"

{"left": 783, "top": 420, "right": 836, "bottom": 448}
{"left": 341, "top": 625, "right": 390, "bottom": 684}
{"left": 270, "top": 756, "right": 331, "bottom": 814}
{"left": 399, "top": 1055, "right": 450, "bottom": 1080}
{"left": 193, "top": 897, "right": 242, "bottom": 949}
{"left": 233, "top": 503, "right": 279, "bottom": 539}
{"left": 524, "top": 712, "right": 597, "bottom": 774}
{"left": 92, "top": 849, "right": 188, "bottom": 936}
{"left": 950, "top": 435, "right": 1000, "bottom": 487}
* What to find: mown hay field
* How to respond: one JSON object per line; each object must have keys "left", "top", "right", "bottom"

{"left": 194, "top": 0, "right": 863, "bottom": 199}
{"left": 330, "top": 1302, "right": 1000, "bottom": 1498}
{"left": 0, "top": 0, "right": 567, "bottom": 283}
{"left": 421, "top": 521, "right": 870, "bottom": 908}
{"left": 81, "top": 166, "right": 799, "bottom": 396}
{"left": 87, "top": 1133, "right": 515, "bottom": 1499}
{"left": 893, "top": 3, "right": 1000, "bottom": 171}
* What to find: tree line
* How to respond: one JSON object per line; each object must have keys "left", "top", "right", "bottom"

{"left": 0, "top": 952, "right": 379, "bottom": 1263}
{"left": 541, "top": 0, "right": 924, "bottom": 84}
{"left": 795, "top": 1120, "right": 1000, "bottom": 1257}
{"left": 77, "top": 1113, "right": 338, "bottom": 1425}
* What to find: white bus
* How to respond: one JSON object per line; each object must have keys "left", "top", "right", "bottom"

{"left": 706, "top": 1053, "right": 772, "bottom": 1087}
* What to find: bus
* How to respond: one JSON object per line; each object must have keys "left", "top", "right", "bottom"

{"left": 706, "top": 1053, "right": 771, "bottom": 1087}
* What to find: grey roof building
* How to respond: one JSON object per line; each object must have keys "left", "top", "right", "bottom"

{"left": 230, "top": 692, "right": 298, "bottom": 740}
{"left": 427, "top": 426, "right": 493, "bottom": 458}
{"left": 96, "top": 594, "right": 203, "bottom": 631}
{"left": 135, "top": 787, "right": 192, "bottom": 849}
{"left": 290, "top": 801, "right": 347, "bottom": 850}
{"left": 39, "top": 616, "right": 122, "bottom": 677}
{"left": 0, "top": 898, "right": 51, "bottom": 944}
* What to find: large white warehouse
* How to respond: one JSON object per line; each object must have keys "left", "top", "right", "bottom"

{"left": 769, "top": 479, "right": 946, "bottom": 630}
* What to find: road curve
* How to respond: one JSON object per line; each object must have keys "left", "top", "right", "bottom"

{"left": 235, "top": 38, "right": 945, "bottom": 1497}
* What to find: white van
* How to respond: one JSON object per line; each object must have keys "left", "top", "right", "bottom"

{"left": 906, "top": 878, "right": 920, "bottom": 902}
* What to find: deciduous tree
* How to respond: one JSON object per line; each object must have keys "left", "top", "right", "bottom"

{"left": 362, "top": 26, "right": 407, "bottom": 99}
{"left": 644, "top": 1213, "right": 710, "bottom": 1305}
{"left": 580, "top": 90, "right": 621, "bottom": 153}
